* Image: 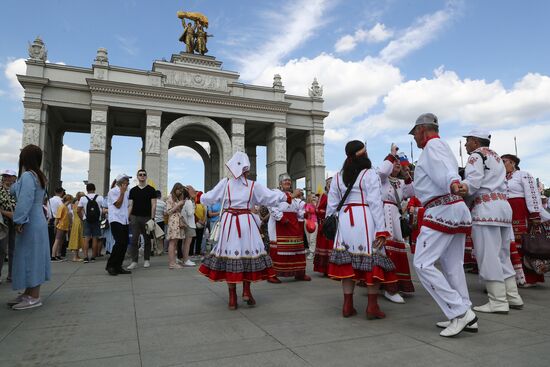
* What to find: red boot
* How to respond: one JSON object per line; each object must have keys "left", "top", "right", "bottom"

{"left": 342, "top": 293, "right": 357, "bottom": 318}
{"left": 366, "top": 293, "right": 385, "bottom": 320}
{"left": 267, "top": 276, "right": 282, "bottom": 284}
{"left": 228, "top": 286, "right": 238, "bottom": 310}
{"left": 242, "top": 281, "right": 256, "bottom": 306}
{"left": 295, "top": 273, "right": 312, "bottom": 281}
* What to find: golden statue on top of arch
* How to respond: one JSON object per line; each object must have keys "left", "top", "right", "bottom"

{"left": 177, "top": 10, "right": 213, "bottom": 56}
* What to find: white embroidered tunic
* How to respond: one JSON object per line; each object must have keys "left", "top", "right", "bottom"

{"left": 414, "top": 137, "right": 472, "bottom": 234}
{"left": 462, "top": 147, "right": 512, "bottom": 226}
{"left": 506, "top": 170, "right": 550, "bottom": 222}
{"left": 200, "top": 177, "right": 288, "bottom": 259}
{"left": 327, "top": 168, "right": 389, "bottom": 255}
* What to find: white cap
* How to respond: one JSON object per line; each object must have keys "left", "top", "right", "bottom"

{"left": 463, "top": 129, "right": 491, "bottom": 141}
{"left": 115, "top": 173, "right": 132, "bottom": 182}
{"left": 1, "top": 169, "right": 16, "bottom": 176}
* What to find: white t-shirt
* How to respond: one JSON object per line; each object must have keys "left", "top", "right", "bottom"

{"left": 48, "top": 196, "right": 63, "bottom": 220}
{"left": 107, "top": 186, "right": 130, "bottom": 225}
{"left": 78, "top": 193, "right": 105, "bottom": 220}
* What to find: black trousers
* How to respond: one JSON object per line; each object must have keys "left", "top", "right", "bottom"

{"left": 106, "top": 222, "right": 129, "bottom": 271}
{"left": 189, "top": 227, "right": 205, "bottom": 255}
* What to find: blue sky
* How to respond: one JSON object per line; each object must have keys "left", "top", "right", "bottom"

{"left": 1, "top": 0, "right": 550, "bottom": 194}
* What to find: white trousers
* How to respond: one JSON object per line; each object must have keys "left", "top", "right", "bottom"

{"left": 471, "top": 225, "right": 515, "bottom": 281}
{"left": 414, "top": 227, "right": 472, "bottom": 320}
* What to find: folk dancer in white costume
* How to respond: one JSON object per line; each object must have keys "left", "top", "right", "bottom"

{"left": 378, "top": 145, "right": 416, "bottom": 304}
{"left": 409, "top": 113, "right": 477, "bottom": 337}
{"left": 267, "top": 173, "right": 311, "bottom": 283}
{"left": 458, "top": 130, "right": 523, "bottom": 314}
{"left": 502, "top": 154, "right": 550, "bottom": 287}
{"left": 327, "top": 141, "right": 397, "bottom": 319}
{"left": 197, "top": 152, "right": 293, "bottom": 310}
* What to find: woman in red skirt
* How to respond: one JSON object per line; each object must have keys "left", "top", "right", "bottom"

{"left": 313, "top": 177, "right": 333, "bottom": 275}
{"left": 502, "top": 154, "right": 545, "bottom": 287}
{"left": 328, "top": 141, "right": 396, "bottom": 319}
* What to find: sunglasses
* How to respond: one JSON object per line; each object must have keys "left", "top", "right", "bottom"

{"left": 138, "top": 173, "right": 147, "bottom": 177}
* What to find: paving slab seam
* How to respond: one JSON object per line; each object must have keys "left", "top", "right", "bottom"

{"left": 0, "top": 264, "right": 81, "bottom": 344}
{"left": 160, "top": 347, "right": 289, "bottom": 367}
{"left": 287, "top": 330, "right": 397, "bottom": 349}
{"left": 131, "top": 274, "right": 144, "bottom": 367}
{"left": 236, "top": 304, "right": 315, "bottom": 366}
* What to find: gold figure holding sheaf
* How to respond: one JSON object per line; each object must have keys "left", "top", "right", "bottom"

{"left": 177, "top": 10, "right": 213, "bottom": 55}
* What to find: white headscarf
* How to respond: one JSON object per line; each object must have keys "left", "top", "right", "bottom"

{"left": 226, "top": 151, "right": 250, "bottom": 179}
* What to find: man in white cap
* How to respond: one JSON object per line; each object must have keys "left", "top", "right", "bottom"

{"left": 0, "top": 169, "right": 17, "bottom": 282}
{"left": 457, "top": 130, "right": 523, "bottom": 313}
{"left": 409, "top": 113, "right": 477, "bottom": 337}
{"left": 105, "top": 174, "right": 132, "bottom": 276}
{"left": 267, "top": 173, "right": 311, "bottom": 283}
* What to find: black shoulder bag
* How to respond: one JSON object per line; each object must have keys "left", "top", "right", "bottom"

{"left": 322, "top": 176, "right": 356, "bottom": 241}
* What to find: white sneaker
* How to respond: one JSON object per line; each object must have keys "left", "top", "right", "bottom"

{"left": 384, "top": 291, "right": 405, "bottom": 304}
{"left": 143, "top": 260, "right": 151, "bottom": 268}
{"left": 183, "top": 259, "right": 196, "bottom": 267}
{"left": 127, "top": 262, "right": 138, "bottom": 270}
{"left": 12, "top": 295, "right": 42, "bottom": 310}
{"left": 440, "top": 309, "right": 478, "bottom": 337}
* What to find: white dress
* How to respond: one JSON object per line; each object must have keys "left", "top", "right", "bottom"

{"left": 378, "top": 158, "right": 416, "bottom": 292}
{"left": 326, "top": 168, "right": 396, "bottom": 284}
{"left": 199, "top": 176, "right": 289, "bottom": 283}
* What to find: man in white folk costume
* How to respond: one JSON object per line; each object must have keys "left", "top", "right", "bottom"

{"left": 197, "top": 152, "right": 294, "bottom": 309}
{"left": 458, "top": 130, "right": 523, "bottom": 313}
{"left": 378, "top": 145, "right": 416, "bottom": 303}
{"left": 267, "top": 173, "right": 311, "bottom": 283}
{"left": 409, "top": 113, "right": 477, "bottom": 337}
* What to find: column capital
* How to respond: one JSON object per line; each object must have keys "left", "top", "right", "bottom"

{"left": 90, "top": 104, "right": 108, "bottom": 112}
{"left": 146, "top": 109, "right": 163, "bottom": 117}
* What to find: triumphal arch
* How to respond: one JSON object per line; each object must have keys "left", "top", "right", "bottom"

{"left": 18, "top": 36, "right": 328, "bottom": 195}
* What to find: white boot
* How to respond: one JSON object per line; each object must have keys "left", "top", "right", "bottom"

{"left": 504, "top": 276, "right": 524, "bottom": 309}
{"left": 473, "top": 281, "right": 509, "bottom": 314}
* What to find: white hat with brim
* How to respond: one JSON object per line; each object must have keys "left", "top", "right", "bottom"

{"left": 1, "top": 169, "right": 16, "bottom": 176}
{"left": 408, "top": 113, "right": 439, "bottom": 135}
{"left": 463, "top": 129, "right": 491, "bottom": 141}
{"left": 116, "top": 173, "right": 132, "bottom": 182}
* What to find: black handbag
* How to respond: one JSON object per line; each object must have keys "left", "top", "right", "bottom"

{"left": 522, "top": 223, "right": 550, "bottom": 260}
{"left": 322, "top": 176, "right": 356, "bottom": 241}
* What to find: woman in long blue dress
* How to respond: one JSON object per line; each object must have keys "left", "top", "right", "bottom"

{"left": 7, "top": 144, "right": 51, "bottom": 310}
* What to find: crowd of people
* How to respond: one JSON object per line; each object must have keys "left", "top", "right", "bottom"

{"left": 2, "top": 113, "right": 550, "bottom": 338}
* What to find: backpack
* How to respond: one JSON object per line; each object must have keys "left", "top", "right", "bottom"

{"left": 85, "top": 195, "right": 101, "bottom": 223}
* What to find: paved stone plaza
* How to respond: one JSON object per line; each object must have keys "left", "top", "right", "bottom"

{"left": 0, "top": 257, "right": 549, "bottom": 367}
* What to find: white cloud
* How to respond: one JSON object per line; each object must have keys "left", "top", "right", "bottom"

{"left": 253, "top": 53, "right": 402, "bottom": 134}
{"left": 362, "top": 68, "right": 550, "bottom": 133}
{"left": 379, "top": 2, "right": 459, "bottom": 63}
{"left": 169, "top": 146, "right": 202, "bottom": 161}
{"left": 116, "top": 35, "right": 139, "bottom": 56}
{"left": 61, "top": 145, "right": 89, "bottom": 174}
{"left": 335, "top": 23, "right": 393, "bottom": 53}
{"left": 62, "top": 181, "right": 87, "bottom": 195}
{"left": 0, "top": 128, "right": 22, "bottom": 166}
{"left": 3, "top": 58, "right": 26, "bottom": 100}
{"left": 236, "top": 0, "right": 331, "bottom": 81}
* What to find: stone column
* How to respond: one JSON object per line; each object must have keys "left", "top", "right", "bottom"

{"left": 267, "top": 125, "right": 287, "bottom": 188}
{"left": 231, "top": 118, "right": 246, "bottom": 154}
{"left": 88, "top": 105, "right": 109, "bottom": 195}
{"left": 305, "top": 129, "right": 325, "bottom": 195}
{"left": 22, "top": 101, "right": 43, "bottom": 148}
{"left": 245, "top": 145, "right": 257, "bottom": 181}
{"left": 144, "top": 110, "right": 162, "bottom": 189}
